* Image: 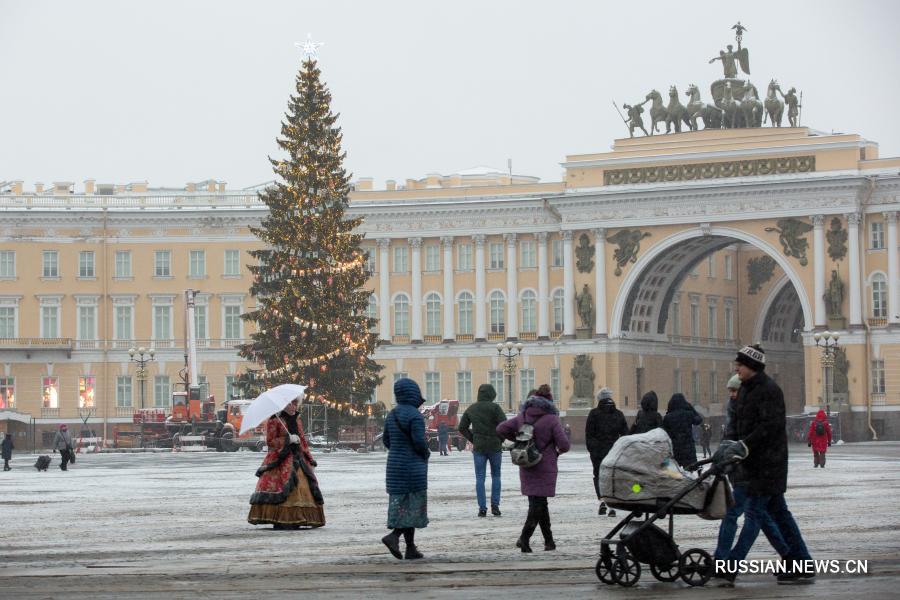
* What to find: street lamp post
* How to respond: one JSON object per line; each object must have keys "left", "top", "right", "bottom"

{"left": 496, "top": 341, "right": 524, "bottom": 412}
{"left": 813, "top": 330, "right": 841, "bottom": 442}
{"left": 128, "top": 347, "right": 156, "bottom": 410}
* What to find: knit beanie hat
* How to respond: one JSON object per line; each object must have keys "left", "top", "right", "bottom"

{"left": 726, "top": 374, "right": 742, "bottom": 390}
{"left": 735, "top": 344, "right": 766, "bottom": 371}
{"left": 597, "top": 387, "right": 614, "bottom": 401}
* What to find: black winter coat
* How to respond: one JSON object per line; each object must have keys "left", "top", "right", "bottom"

{"left": 725, "top": 371, "right": 788, "bottom": 496}
{"left": 585, "top": 401, "right": 628, "bottom": 460}
{"left": 1, "top": 435, "right": 12, "bottom": 460}
{"left": 662, "top": 393, "right": 703, "bottom": 467}
{"left": 630, "top": 391, "right": 663, "bottom": 434}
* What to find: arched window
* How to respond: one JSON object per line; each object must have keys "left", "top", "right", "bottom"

{"left": 393, "top": 294, "right": 410, "bottom": 336}
{"left": 489, "top": 291, "right": 505, "bottom": 334}
{"left": 425, "top": 292, "right": 441, "bottom": 337}
{"left": 366, "top": 294, "right": 378, "bottom": 332}
{"left": 872, "top": 274, "right": 887, "bottom": 318}
{"left": 520, "top": 290, "right": 537, "bottom": 333}
{"left": 552, "top": 289, "right": 565, "bottom": 332}
{"left": 457, "top": 292, "right": 473, "bottom": 335}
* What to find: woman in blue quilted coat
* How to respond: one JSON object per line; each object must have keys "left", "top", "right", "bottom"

{"left": 381, "top": 378, "right": 430, "bottom": 560}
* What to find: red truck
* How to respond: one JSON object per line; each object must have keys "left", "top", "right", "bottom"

{"left": 420, "top": 399, "right": 467, "bottom": 451}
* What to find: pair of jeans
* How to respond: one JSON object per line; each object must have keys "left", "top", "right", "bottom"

{"left": 727, "top": 493, "right": 811, "bottom": 562}
{"left": 473, "top": 451, "right": 502, "bottom": 510}
{"left": 714, "top": 484, "right": 785, "bottom": 560}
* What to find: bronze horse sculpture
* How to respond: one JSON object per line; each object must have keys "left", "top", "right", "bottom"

{"left": 741, "top": 81, "right": 763, "bottom": 128}
{"left": 665, "top": 86, "right": 691, "bottom": 133}
{"left": 765, "top": 79, "right": 785, "bottom": 127}
{"left": 645, "top": 89, "right": 668, "bottom": 135}
{"left": 685, "top": 84, "right": 723, "bottom": 130}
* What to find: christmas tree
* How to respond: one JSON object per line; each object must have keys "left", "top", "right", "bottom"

{"left": 238, "top": 55, "right": 382, "bottom": 415}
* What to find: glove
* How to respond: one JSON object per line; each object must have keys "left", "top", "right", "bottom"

{"left": 807, "top": 442, "right": 811, "bottom": 447}
{"left": 712, "top": 440, "right": 748, "bottom": 466}
{"left": 289, "top": 434, "right": 300, "bottom": 445}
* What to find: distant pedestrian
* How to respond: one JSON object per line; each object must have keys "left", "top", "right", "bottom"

{"left": 1, "top": 433, "right": 13, "bottom": 471}
{"left": 458, "top": 383, "right": 507, "bottom": 517}
{"left": 382, "top": 378, "right": 430, "bottom": 560}
{"left": 437, "top": 422, "right": 449, "bottom": 456}
{"left": 564, "top": 423, "right": 572, "bottom": 441}
{"left": 700, "top": 423, "right": 712, "bottom": 458}
{"left": 497, "top": 384, "right": 570, "bottom": 553}
{"left": 585, "top": 388, "right": 628, "bottom": 516}
{"left": 52, "top": 424, "right": 74, "bottom": 471}
{"left": 630, "top": 391, "right": 662, "bottom": 434}
{"left": 807, "top": 409, "right": 833, "bottom": 468}
{"left": 662, "top": 393, "right": 703, "bottom": 468}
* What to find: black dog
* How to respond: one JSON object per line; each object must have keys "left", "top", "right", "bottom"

{"left": 34, "top": 455, "right": 51, "bottom": 471}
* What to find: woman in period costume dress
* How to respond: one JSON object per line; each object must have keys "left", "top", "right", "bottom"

{"left": 248, "top": 398, "right": 325, "bottom": 529}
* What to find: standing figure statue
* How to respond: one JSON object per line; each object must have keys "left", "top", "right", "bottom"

{"left": 732, "top": 22, "right": 748, "bottom": 47}
{"left": 623, "top": 102, "right": 649, "bottom": 137}
{"left": 781, "top": 87, "right": 801, "bottom": 127}
{"left": 709, "top": 44, "right": 750, "bottom": 79}
{"left": 826, "top": 270, "right": 844, "bottom": 318}
{"left": 575, "top": 284, "right": 595, "bottom": 329}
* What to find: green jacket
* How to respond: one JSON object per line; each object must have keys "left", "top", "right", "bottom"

{"left": 458, "top": 384, "right": 507, "bottom": 453}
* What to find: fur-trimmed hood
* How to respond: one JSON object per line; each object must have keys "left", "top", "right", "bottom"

{"left": 521, "top": 395, "right": 559, "bottom": 417}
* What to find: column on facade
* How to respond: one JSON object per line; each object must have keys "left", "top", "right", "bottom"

{"left": 377, "top": 239, "right": 391, "bottom": 342}
{"left": 473, "top": 234, "right": 486, "bottom": 341}
{"left": 537, "top": 232, "right": 549, "bottom": 339}
{"left": 594, "top": 228, "right": 608, "bottom": 336}
{"left": 504, "top": 233, "right": 518, "bottom": 339}
{"left": 886, "top": 212, "right": 900, "bottom": 325}
{"left": 409, "top": 237, "right": 423, "bottom": 341}
{"left": 847, "top": 212, "right": 863, "bottom": 326}
{"left": 441, "top": 236, "right": 455, "bottom": 342}
{"left": 813, "top": 215, "right": 826, "bottom": 327}
{"left": 562, "top": 231, "right": 575, "bottom": 336}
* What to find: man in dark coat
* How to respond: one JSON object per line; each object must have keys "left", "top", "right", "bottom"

{"left": 1, "top": 433, "right": 13, "bottom": 471}
{"left": 662, "top": 393, "right": 703, "bottom": 468}
{"left": 717, "top": 345, "right": 814, "bottom": 585}
{"left": 585, "top": 388, "right": 628, "bottom": 516}
{"left": 458, "top": 383, "right": 507, "bottom": 517}
{"left": 630, "top": 391, "right": 662, "bottom": 434}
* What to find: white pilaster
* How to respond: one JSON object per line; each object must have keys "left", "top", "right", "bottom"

{"left": 377, "top": 239, "right": 391, "bottom": 342}
{"left": 441, "top": 236, "right": 454, "bottom": 341}
{"left": 537, "top": 232, "right": 549, "bottom": 339}
{"left": 409, "top": 237, "right": 423, "bottom": 341}
{"left": 594, "top": 228, "right": 608, "bottom": 336}
{"left": 473, "top": 234, "right": 486, "bottom": 341}
{"left": 505, "top": 233, "right": 518, "bottom": 339}
{"left": 847, "top": 213, "right": 862, "bottom": 326}
{"left": 562, "top": 231, "right": 575, "bottom": 336}
{"left": 813, "top": 215, "right": 826, "bottom": 327}
{"left": 886, "top": 212, "right": 900, "bottom": 325}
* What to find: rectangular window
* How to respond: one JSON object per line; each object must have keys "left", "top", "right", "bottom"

{"left": 153, "top": 305, "right": 172, "bottom": 340}
{"left": 520, "top": 241, "right": 536, "bottom": 268}
{"left": 224, "top": 305, "right": 242, "bottom": 339}
{"left": 79, "top": 375, "right": 96, "bottom": 408}
{"left": 42, "top": 250, "right": 59, "bottom": 277}
{"left": 724, "top": 254, "right": 734, "bottom": 280}
{"left": 551, "top": 239, "right": 564, "bottom": 267}
{"left": 194, "top": 305, "right": 208, "bottom": 340}
{"left": 724, "top": 306, "right": 734, "bottom": 339}
{"left": 707, "top": 255, "right": 715, "bottom": 278}
{"left": 489, "top": 242, "right": 504, "bottom": 269}
{"left": 424, "top": 245, "right": 440, "bottom": 272}
{"left": 519, "top": 369, "right": 535, "bottom": 405}
{"left": 78, "top": 305, "right": 96, "bottom": 340}
{"left": 691, "top": 370, "right": 700, "bottom": 405}
{"left": 457, "top": 244, "right": 473, "bottom": 271}
{"left": 79, "top": 251, "right": 95, "bottom": 278}
{"left": 871, "top": 221, "right": 885, "bottom": 250}
{"left": 424, "top": 372, "right": 440, "bottom": 401}
{"left": 489, "top": 370, "right": 504, "bottom": 407}
{"left": 707, "top": 304, "right": 717, "bottom": 338}
{"left": 671, "top": 301, "right": 681, "bottom": 336}
{"left": 0, "top": 250, "right": 15, "bottom": 278}
{"left": 224, "top": 249, "right": 241, "bottom": 276}
{"left": 155, "top": 250, "right": 171, "bottom": 277}
{"left": 550, "top": 368, "right": 560, "bottom": 405}
{"left": 871, "top": 360, "right": 885, "bottom": 394}
{"left": 393, "top": 372, "right": 409, "bottom": 383}
{"left": 115, "top": 250, "right": 132, "bottom": 278}
{"left": 225, "top": 375, "right": 242, "bottom": 401}
{"left": 42, "top": 376, "right": 59, "bottom": 408}
{"left": 456, "top": 371, "right": 472, "bottom": 404}
{"left": 115, "top": 305, "right": 132, "bottom": 340}
{"left": 41, "top": 305, "right": 59, "bottom": 338}
{"left": 673, "top": 368, "right": 681, "bottom": 394}
{"left": 189, "top": 250, "right": 206, "bottom": 277}
{"left": 116, "top": 376, "right": 133, "bottom": 408}
{"left": 0, "top": 306, "right": 15, "bottom": 337}
{"left": 690, "top": 304, "right": 700, "bottom": 337}
{"left": 154, "top": 375, "right": 171, "bottom": 407}
{"left": 393, "top": 246, "right": 408, "bottom": 273}
{"left": 0, "top": 377, "right": 14, "bottom": 409}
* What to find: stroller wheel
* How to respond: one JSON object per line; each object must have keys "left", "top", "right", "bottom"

{"left": 650, "top": 560, "right": 680, "bottom": 582}
{"left": 678, "top": 548, "right": 713, "bottom": 587}
{"left": 612, "top": 545, "right": 641, "bottom": 587}
{"left": 595, "top": 545, "right": 617, "bottom": 585}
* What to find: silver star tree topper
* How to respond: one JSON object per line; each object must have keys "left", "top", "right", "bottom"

{"left": 295, "top": 33, "right": 324, "bottom": 61}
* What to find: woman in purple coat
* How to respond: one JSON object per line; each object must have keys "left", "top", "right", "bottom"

{"left": 496, "top": 385, "right": 571, "bottom": 553}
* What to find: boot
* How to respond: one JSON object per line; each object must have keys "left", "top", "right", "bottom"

{"left": 404, "top": 544, "right": 424, "bottom": 560}
{"left": 478, "top": 508, "right": 487, "bottom": 517}
{"left": 821, "top": 454, "right": 826, "bottom": 468}
{"left": 607, "top": 508, "right": 617, "bottom": 517}
{"left": 598, "top": 502, "right": 607, "bottom": 516}
{"left": 516, "top": 537, "right": 533, "bottom": 553}
{"left": 517, "top": 518, "right": 537, "bottom": 553}
{"left": 537, "top": 504, "right": 554, "bottom": 550}
{"left": 491, "top": 505, "right": 501, "bottom": 516}
{"left": 381, "top": 531, "right": 402, "bottom": 560}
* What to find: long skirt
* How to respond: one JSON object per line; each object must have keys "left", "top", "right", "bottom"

{"left": 387, "top": 490, "right": 429, "bottom": 529}
{"left": 248, "top": 465, "right": 325, "bottom": 527}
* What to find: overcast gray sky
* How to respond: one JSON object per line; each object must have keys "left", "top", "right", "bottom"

{"left": 2, "top": 0, "right": 899, "bottom": 191}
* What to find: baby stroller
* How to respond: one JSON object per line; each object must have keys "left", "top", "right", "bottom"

{"left": 595, "top": 429, "right": 735, "bottom": 587}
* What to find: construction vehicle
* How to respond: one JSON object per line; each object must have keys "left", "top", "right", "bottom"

{"left": 336, "top": 422, "right": 381, "bottom": 450}
{"left": 420, "top": 399, "right": 467, "bottom": 451}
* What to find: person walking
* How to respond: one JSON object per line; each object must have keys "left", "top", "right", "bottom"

{"left": 715, "top": 344, "right": 815, "bottom": 585}
{"left": 630, "top": 390, "right": 662, "bottom": 434}
{"left": 497, "top": 385, "right": 570, "bottom": 553}
{"left": 382, "top": 378, "right": 430, "bottom": 560}
{"left": 247, "top": 396, "right": 325, "bottom": 529}
{"left": 807, "top": 409, "right": 833, "bottom": 468}
{"left": 53, "top": 424, "right": 74, "bottom": 471}
{"left": 458, "top": 383, "right": 507, "bottom": 517}
{"left": 585, "top": 388, "right": 628, "bottom": 516}
{"left": 662, "top": 393, "right": 703, "bottom": 468}
{"left": 437, "top": 422, "right": 449, "bottom": 456}
{"left": 699, "top": 423, "right": 712, "bottom": 458}
{"left": 1, "top": 432, "right": 13, "bottom": 471}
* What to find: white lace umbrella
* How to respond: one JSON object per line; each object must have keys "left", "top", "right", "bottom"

{"left": 240, "top": 384, "right": 307, "bottom": 435}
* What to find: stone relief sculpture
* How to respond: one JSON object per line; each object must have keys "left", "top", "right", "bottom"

{"left": 765, "top": 218, "right": 814, "bottom": 266}
{"left": 608, "top": 229, "right": 652, "bottom": 276}
{"left": 570, "top": 354, "right": 595, "bottom": 403}
{"left": 575, "top": 233, "right": 595, "bottom": 273}
{"left": 747, "top": 255, "right": 777, "bottom": 295}
{"left": 827, "top": 217, "right": 847, "bottom": 261}
{"left": 833, "top": 347, "right": 849, "bottom": 395}
{"left": 575, "top": 284, "right": 594, "bottom": 329}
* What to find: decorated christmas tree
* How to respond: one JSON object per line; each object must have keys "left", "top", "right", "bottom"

{"left": 238, "top": 54, "right": 382, "bottom": 415}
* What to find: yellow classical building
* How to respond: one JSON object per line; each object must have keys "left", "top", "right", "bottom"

{"left": 2, "top": 127, "right": 899, "bottom": 446}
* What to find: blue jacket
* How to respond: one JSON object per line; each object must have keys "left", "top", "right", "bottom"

{"left": 383, "top": 378, "right": 430, "bottom": 494}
